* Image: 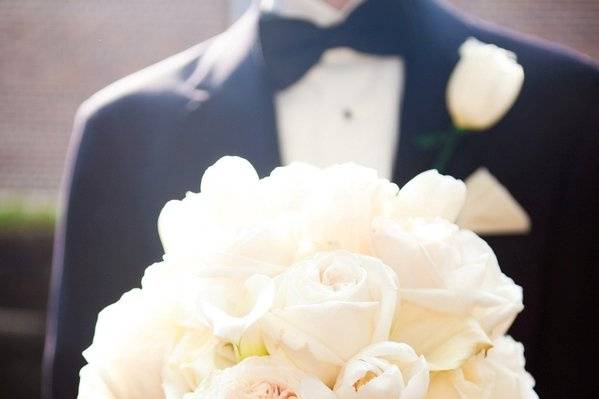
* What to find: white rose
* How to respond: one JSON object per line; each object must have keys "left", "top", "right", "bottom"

{"left": 158, "top": 156, "right": 259, "bottom": 258}
{"left": 194, "top": 273, "right": 275, "bottom": 345}
{"left": 162, "top": 329, "right": 237, "bottom": 399}
{"left": 78, "top": 259, "right": 278, "bottom": 398}
{"left": 333, "top": 342, "right": 429, "bottom": 399}
{"left": 390, "top": 170, "right": 466, "bottom": 223}
{"left": 160, "top": 261, "right": 278, "bottom": 397}
{"left": 139, "top": 257, "right": 276, "bottom": 350}
{"left": 188, "top": 355, "right": 333, "bottom": 399}
{"left": 372, "top": 217, "right": 522, "bottom": 369}
{"left": 427, "top": 336, "right": 538, "bottom": 399}
{"left": 78, "top": 264, "right": 183, "bottom": 399}
{"left": 78, "top": 364, "right": 119, "bottom": 399}
{"left": 158, "top": 156, "right": 299, "bottom": 268}
{"left": 262, "top": 250, "right": 399, "bottom": 386}
{"left": 299, "top": 163, "right": 398, "bottom": 254}
{"left": 261, "top": 162, "right": 321, "bottom": 213}
{"left": 447, "top": 37, "right": 524, "bottom": 131}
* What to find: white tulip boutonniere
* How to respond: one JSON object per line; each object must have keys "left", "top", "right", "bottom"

{"left": 417, "top": 37, "right": 525, "bottom": 172}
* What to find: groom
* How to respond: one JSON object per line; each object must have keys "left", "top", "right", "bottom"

{"left": 44, "top": 0, "right": 598, "bottom": 398}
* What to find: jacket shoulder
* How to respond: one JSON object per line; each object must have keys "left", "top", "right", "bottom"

{"left": 75, "top": 38, "right": 214, "bottom": 129}
{"left": 63, "top": 37, "right": 219, "bottom": 181}
{"left": 461, "top": 14, "right": 598, "bottom": 127}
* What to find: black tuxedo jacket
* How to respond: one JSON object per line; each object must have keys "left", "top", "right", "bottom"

{"left": 44, "top": 1, "right": 598, "bottom": 398}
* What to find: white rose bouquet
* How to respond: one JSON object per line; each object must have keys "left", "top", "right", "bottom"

{"left": 78, "top": 157, "right": 538, "bottom": 399}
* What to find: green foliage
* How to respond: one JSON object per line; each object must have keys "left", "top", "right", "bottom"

{"left": 0, "top": 197, "right": 56, "bottom": 235}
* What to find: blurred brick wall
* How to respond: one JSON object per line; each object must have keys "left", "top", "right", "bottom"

{"left": 448, "top": 0, "right": 599, "bottom": 60}
{"left": 0, "top": 0, "right": 598, "bottom": 196}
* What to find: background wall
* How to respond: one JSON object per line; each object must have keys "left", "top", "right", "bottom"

{"left": 0, "top": 1, "right": 597, "bottom": 398}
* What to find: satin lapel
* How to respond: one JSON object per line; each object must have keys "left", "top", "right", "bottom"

{"left": 392, "top": 0, "right": 471, "bottom": 185}
{"left": 182, "top": 7, "right": 281, "bottom": 178}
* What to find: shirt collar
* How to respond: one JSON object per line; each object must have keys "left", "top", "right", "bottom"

{"left": 260, "top": 0, "right": 365, "bottom": 27}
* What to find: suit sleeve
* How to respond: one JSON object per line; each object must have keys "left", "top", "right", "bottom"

{"left": 42, "top": 100, "right": 147, "bottom": 399}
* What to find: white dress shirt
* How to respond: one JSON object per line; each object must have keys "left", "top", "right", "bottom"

{"left": 261, "top": 0, "right": 405, "bottom": 179}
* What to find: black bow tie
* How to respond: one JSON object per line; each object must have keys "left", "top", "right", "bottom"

{"left": 259, "top": 0, "right": 409, "bottom": 91}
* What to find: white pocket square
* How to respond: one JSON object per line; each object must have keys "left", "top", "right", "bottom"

{"left": 456, "top": 167, "right": 531, "bottom": 235}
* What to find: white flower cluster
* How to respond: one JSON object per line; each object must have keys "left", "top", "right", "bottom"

{"left": 78, "top": 157, "right": 537, "bottom": 399}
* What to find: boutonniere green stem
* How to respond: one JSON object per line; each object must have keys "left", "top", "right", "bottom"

{"left": 415, "top": 127, "right": 468, "bottom": 173}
